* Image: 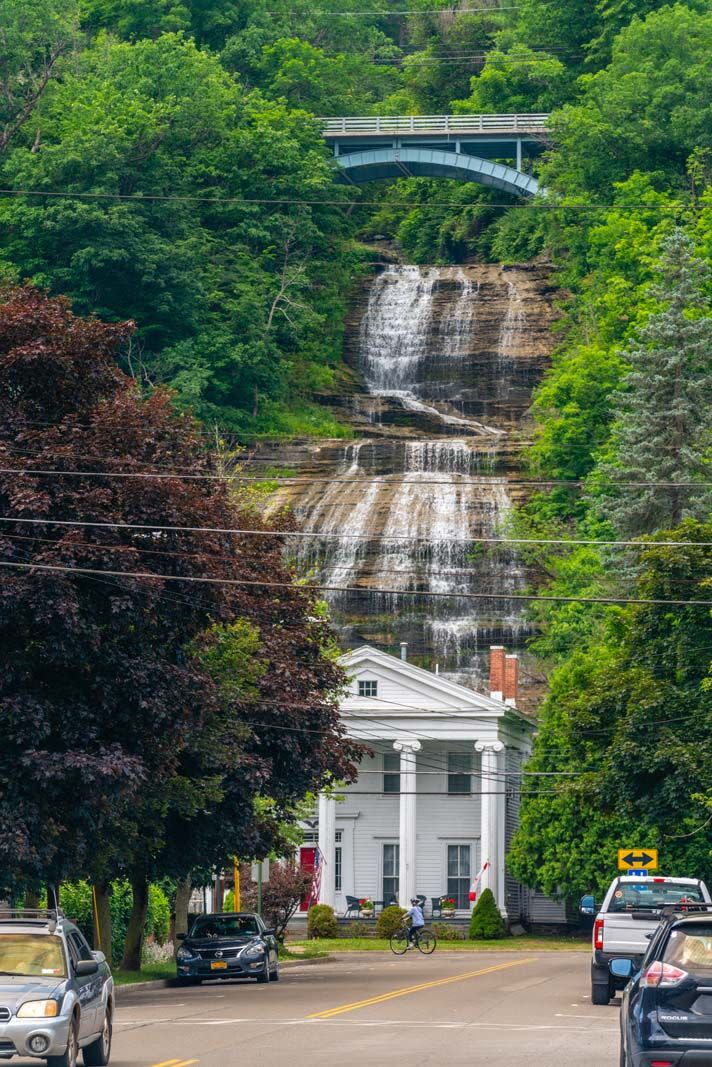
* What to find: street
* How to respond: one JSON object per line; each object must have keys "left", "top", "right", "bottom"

{"left": 100, "top": 952, "right": 619, "bottom": 1066}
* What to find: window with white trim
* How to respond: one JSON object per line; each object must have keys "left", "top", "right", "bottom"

{"left": 383, "top": 843, "right": 399, "bottom": 904}
{"left": 383, "top": 753, "right": 400, "bottom": 794}
{"left": 447, "top": 752, "right": 473, "bottom": 795}
{"left": 358, "top": 679, "right": 378, "bottom": 697}
{"left": 447, "top": 845, "right": 471, "bottom": 909}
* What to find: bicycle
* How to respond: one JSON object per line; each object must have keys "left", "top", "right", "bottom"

{"left": 390, "top": 921, "right": 437, "bottom": 955}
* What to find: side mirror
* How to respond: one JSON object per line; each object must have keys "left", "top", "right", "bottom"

{"left": 264, "top": 928, "right": 276, "bottom": 937}
{"left": 609, "top": 958, "right": 634, "bottom": 980}
{"left": 75, "top": 960, "right": 99, "bottom": 977}
{"left": 579, "top": 895, "right": 596, "bottom": 916}
{"left": 176, "top": 932, "right": 187, "bottom": 940}
{"left": 92, "top": 951, "right": 106, "bottom": 964}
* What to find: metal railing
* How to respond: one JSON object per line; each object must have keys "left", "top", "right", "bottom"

{"left": 321, "top": 114, "right": 549, "bottom": 135}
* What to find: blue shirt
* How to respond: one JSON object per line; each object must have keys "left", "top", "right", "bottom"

{"left": 408, "top": 905, "right": 425, "bottom": 927}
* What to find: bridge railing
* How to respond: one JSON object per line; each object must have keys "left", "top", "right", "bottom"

{"left": 321, "top": 114, "right": 549, "bottom": 135}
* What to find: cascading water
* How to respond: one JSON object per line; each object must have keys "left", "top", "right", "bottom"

{"left": 280, "top": 263, "right": 550, "bottom": 688}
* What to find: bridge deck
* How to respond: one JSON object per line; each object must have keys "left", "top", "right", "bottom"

{"left": 322, "top": 114, "right": 549, "bottom": 138}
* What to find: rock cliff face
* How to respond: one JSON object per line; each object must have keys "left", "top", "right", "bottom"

{"left": 253, "top": 260, "right": 557, "bottom": 702}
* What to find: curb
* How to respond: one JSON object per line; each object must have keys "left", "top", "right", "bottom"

{"left": 114, "top": 956, "right": 335, "bottom": 997}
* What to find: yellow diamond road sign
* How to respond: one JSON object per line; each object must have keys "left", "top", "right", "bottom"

{"left": 618, "top": 848, "right": 658, "bottom": 871}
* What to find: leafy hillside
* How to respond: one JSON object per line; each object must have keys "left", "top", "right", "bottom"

{"left": 2, "top": 0, "right": 712, "bottom": 891}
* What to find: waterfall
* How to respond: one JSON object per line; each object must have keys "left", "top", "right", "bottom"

{"left": 260, "top": 260, "right": 553, "bottom": 690}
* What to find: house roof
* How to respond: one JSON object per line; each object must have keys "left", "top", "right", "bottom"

{"left": 338, "top": 645, "right": 533, "bottom": 731}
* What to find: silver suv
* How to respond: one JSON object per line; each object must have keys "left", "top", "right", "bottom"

{"left": 0, "top": 909, "right": 113, "bottom": 1065}
{"left": 590, "top": 876, "right": 711, "bottom": 1005}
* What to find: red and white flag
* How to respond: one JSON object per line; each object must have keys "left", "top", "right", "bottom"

{"left": 469, "top": 860, "right": 489, "bottom": 903}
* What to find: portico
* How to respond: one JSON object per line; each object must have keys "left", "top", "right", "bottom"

{"left": 308, "top": 644, "right": 534, "bottom": 920}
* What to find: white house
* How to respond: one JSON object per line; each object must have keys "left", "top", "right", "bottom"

{"left": 301, "top": 643, "right": 541, "bottom": 921}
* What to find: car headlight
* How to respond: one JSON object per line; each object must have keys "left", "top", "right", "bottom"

{"left": 176, "top": 947, "right": 197, "bottom": 961}
{"left": 17, "top": 1000, "right": 58, "bottom": 1019}
{"left": 241, "top": 943, "right": 264, "bottom": 960}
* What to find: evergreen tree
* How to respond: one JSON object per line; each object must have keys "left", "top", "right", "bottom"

{"left": 595, "top": 229, "right": 712, "bottom": 536}
{"left": 468, "top": 888, "right": 506, "bottom": 940}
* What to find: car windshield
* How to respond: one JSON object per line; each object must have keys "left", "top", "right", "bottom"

{"left": 609, "top": 882, "right": 704, "bottom": 912}
{"left": 190, "top": 916, "right": 260, "bottom": 939}
{"left": 664, "top": 926, "right": 712, "bottom": 977}
{"left": 0, "top": 934, "right": 66, "bottom": 977}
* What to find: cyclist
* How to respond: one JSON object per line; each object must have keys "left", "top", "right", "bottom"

{"left": 406, "top": 898, "right": 425, "bottom": 948}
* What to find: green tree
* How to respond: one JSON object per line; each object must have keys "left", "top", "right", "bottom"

{"left": 0, "top": 0, "right": 80, "bottom": 153}
{"left": 593, "top": 229, "right": 712, "bottom": 536}
{"left": 546, "top": 5, "right": 712, "bottom": 197}
{"left": 453, "top": 46, "right": 570, "bottom": 114}
{"left": 468, "top": 888, "right": 506, "bottom": 940}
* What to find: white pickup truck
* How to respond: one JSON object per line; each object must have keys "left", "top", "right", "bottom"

{"left": 590, "top": 875, "right": 712, "bottom": 1004}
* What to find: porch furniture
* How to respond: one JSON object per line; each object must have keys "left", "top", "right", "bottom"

{"left": 431, "top": 896, "right": 443, "bottom": 918}
{"left": 345, "top": 895, "right": 361, "bottom": 918}
{"left": 416, "top": 894, "right": 426, "bottom": 909}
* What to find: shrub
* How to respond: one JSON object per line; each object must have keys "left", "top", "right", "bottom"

{"left": 376, "top": 904, "right": 407, "bottom": 939}
{"left": 307, "top": 904, "right": 338, "bottom": 939}
{"left": 341, "top": 922, "right": 372, "bottom": 938}
{"left": 468, "top": 889, "right": 507, "bottom": 940}
{"left": 432, "top": 923, "right": 465, "bottom": 941}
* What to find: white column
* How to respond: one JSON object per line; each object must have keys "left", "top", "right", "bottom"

{"left": 318, "top": 792, "right": 336, "bottom": 909}
{"left": 394, "top": 739, "right": 421, "bottom": 907}
{"left": 475, "top": 740, "right": 506, "bottom": 915}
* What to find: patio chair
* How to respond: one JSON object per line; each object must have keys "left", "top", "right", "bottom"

{"left": 344, "top": 895, "right": 361, "bottom": 918}
{"left": 431, "top": 896, "right": 443, "bottom": 918}
{"left": 416, "top": 894, "right": 426, "bottom": 909}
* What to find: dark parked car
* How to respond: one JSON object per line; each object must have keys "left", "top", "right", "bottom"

{"left": 176, "top": 912, "right": 279, "bottom": 985}
{"left": 614, "top": 908, "right": 712, "bottom": 1066}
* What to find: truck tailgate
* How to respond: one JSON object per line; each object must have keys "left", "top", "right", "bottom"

{"left": 602, "top": 913, "right": 658, "bottom": 955}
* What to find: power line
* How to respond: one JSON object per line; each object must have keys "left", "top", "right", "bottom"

{"left": 4, "top": 464, "right": 712, "bottom": 491}
{"left": 1, "top": 559, "right": 711, "bottom": 606}
{"left": 2, "top": 514, "right": 711, "bottom": 551}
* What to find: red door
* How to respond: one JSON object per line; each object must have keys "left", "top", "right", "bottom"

{"left": 299, "top": 847, "right": 316, "bottom": 912}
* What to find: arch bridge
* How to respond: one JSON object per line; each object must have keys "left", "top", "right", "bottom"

{"left": 322, "top": 114, "right": 549, "bottom": 197}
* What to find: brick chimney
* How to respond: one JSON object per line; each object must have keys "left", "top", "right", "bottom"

{"left": 489, "top": 645, "right": 505, "bottom": 700}
{"left": 504, "top": 654, "right": 519, "bottom": 707}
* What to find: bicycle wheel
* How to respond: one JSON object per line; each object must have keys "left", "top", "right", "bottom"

{"left": 416, "top": 928, "right": 437, "bottom": 955}
{"left": 390, "top": 929, "right": 409, "bottom": 955}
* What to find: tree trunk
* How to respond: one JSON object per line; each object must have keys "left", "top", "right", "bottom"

{"left": 121, "top": 877, "right": 149, "bottom": 972}
{"left": 94, "top": 883, "right": 113, "bottom": 967}
{"left": 173, "top": 876, "right": 192, "bottom": 958}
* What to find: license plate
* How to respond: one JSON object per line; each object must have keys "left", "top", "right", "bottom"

{"left": 210, "top": 961, "right": 228, "bottom": 970}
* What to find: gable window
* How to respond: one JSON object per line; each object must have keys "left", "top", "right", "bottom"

{"left": 447, "top": 845, "right": 471, "bottom": 909}
{"left": 448, "top": 752, "right": 473, "bottom": 795}
{"left": 383, "top": 753, "right": 400, "bottom": 794}
{"left": 358, "top": 679, "right": 378, "bottom": 697}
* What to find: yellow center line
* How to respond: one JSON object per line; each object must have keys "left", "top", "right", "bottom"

{"left": 307, "top": 957, "right": 538, "bottom": 1019}
{"left": 149, "top": 1061, "right": 182, "bottom": 1067}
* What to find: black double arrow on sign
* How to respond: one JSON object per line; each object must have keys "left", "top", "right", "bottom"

{"left": 621, "top": 851, "right": 655, "bottom": 867}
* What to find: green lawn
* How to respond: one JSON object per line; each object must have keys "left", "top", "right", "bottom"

{"left": 112, "top": 962, "right": 176, "bottom": 986}
{"left": 288, "top": 935, "right": 590, "bottom": 953}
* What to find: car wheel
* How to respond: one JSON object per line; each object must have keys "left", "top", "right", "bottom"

{"left": 83, "top": 1005, "right": 112, "bottom": 1066}
{"left": 47, "top": 1015, "right": 79, "bottom": 1067}
{"left": 591, "top": 981, "right": 612, "bottom": 1005}
{"left": 271, "top": 962, "right": 280, "bottom": 982}
{"left": 256, "top": 963, "right": 270, "bottom": 984}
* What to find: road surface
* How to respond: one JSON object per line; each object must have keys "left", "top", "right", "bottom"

{"left": 83, "top": 951, "right": 622, "bottom": 1065}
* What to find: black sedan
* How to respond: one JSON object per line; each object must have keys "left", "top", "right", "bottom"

{"left": 614, "top": 909, "right": 712, "bottom": 1066}
{"left": 176, "top": 912, "right": 279, "bottom": 985}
